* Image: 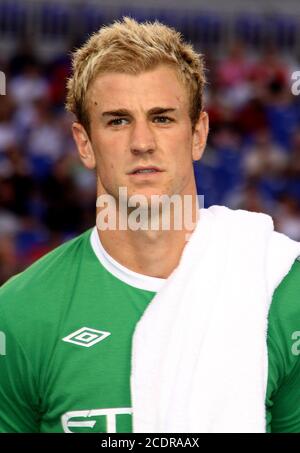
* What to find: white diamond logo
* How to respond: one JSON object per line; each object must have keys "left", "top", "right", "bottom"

{"left": 62, "top": 327, "right": 111, "bottom": 348}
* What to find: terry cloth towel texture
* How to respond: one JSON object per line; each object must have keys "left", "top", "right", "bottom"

{"left": 131, "top": 205, "right": 300, "bottom": 433}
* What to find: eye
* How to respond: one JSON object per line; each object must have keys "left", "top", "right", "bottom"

{"left": 153, "top": 116, "right": 174, "bottom": 124}
{"left": 108, "top": 118, "right": 129, "bottom": 126}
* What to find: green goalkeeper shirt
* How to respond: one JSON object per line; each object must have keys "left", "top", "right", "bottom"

{"left": 0, "top": 227, "right": 299, "bottom": 433}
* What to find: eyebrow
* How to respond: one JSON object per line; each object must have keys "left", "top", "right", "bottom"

{"left": 101, "top": 107, "right": 178, "bottom": 117}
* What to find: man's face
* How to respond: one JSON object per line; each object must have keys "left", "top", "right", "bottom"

{"left": 74, "top": 64, "right": 208, "bottom": 204}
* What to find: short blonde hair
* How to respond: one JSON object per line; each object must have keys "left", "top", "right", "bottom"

{"left": 66, "top": 16, "right": 206, "bottom": 134}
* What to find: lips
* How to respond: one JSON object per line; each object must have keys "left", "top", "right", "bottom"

{"left": 129, "top": 166, "right": 163, "bottom": 175}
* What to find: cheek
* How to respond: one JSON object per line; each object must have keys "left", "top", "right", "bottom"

{"left": 171, "top": 132, "right": 193, "bottom": 166}
{"left": 170, "top": 134, "right": 194, "bottom": 187}
{"left": 98, "top": 160, "right": 116, "bottom": 183}
{"left": 96, "top": 133, "right": 126, "bottom": 166}
{"left": 93, "top": 136, "right": 115, "bottom": 169}
{"left": 96, "top": 148, "right": 123, "bottom": 190}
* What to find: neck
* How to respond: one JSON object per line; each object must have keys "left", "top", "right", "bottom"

{"left": 96, "top": 194, "right": 200, "bottom": 278}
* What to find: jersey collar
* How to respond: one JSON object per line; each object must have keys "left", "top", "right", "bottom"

{"left": 90, "top": 227, "right": 166, "bottom": 292}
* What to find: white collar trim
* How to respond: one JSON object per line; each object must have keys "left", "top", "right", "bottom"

{"left": 90, "top": 227, "right": 166, "bottom": 292}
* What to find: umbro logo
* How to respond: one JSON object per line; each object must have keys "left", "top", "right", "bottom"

{"left": 62, "top": 327, "right": 111, "bottom": 348}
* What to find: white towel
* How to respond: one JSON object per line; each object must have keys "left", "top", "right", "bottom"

{"left": 131, "top": 205, "right": 300, "bottom": 433}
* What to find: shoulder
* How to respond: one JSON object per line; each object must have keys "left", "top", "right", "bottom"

{"left": 267, "top": 258, "right": 300, "bottom": 383}
{"left": 0, "top": 228, "right": 93, "bottom": 320}
{"left": 267, "top": 259, "right": 300, "bottom": 432}
{"left": 0, "top": 229, "right": 94, "bottom": 391}
{"left": 269, "top": 258, "right": 300, "bottom": 322}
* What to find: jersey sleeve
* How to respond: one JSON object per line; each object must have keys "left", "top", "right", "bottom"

{"left": 266, "top": 259, "right": 300, "bottom": 433}
{"left": 0, "top": 300, "right": 41, "bottom": 432}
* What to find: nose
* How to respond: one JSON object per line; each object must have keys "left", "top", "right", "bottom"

{"left": 130, "top": 119, "right": 156, "bottom": 155}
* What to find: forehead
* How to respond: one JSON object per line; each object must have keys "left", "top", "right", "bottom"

{"left": 86, "top": 64, "right": 189, "bottom": 112}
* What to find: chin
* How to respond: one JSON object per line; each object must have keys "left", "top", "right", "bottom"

{"left": 128, "top": 189, "right": 171, "bottom": 201}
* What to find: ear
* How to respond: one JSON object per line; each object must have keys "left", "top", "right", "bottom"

{"left": 192, "top": 111, "right": 209, "bottom": 161}
{"left": 72, "top": 122, "right": 96, "bottom": 170}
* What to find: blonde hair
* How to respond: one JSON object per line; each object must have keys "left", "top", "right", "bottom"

{"left": 66, "top": 16, "right": 206, "bottom": 134}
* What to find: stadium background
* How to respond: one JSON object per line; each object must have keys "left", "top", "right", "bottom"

{"left": 0, "top": 0, "right": 300, "bottom": 285}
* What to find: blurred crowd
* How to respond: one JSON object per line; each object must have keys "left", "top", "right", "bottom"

{"left": 1, "top": 37, "right": 300, "bottom": 285}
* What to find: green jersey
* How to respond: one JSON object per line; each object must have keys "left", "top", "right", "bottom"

{"left": 0, "top": 227, "right": 299, "bottom": 433}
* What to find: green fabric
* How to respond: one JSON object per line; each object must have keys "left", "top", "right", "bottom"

{"left": 266, "top": 259, "right": 300, "bottom": 432}
{"left": 0, "top": 228, "right": 299, "bottom": 432}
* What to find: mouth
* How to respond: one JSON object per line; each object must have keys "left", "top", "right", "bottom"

{"left": 128, "top": 166, "right": 164, "bottom": 175}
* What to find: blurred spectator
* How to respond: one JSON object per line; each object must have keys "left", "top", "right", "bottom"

{"left": 40, "top": 155, "right": 84, "bottom": 234}
{"left": 9, "top": 38, "right": 37, "bottom": 77}
{"left": 236, "top": 96, "right": 268, "bottom": 140}
{"left": 0, "top": 233, "right": 21, "bottom": 286}
{"left": 249, "top": 44, "right": 289, "bottom": 94}
{"left": 48, "top": 55, "right": 71, "bottom": 109}
{"left": 283, "top": 129, "right": 300, "bottom": 202}
{"left": 0, "top": 96, "right": 18, "bottom": 155}
{"left": 216, "top": 42, "right": 253, "bottom": 108}
{"left": 274, "top": 193, "right": 300, "bottom": 241}
{"left": 226, "top": 179, "right": 274, "bottom": 214}
{"left": 285, "top": 129, "right": 300, "bottom": 178}
{"left": 9, "top": 61, "right": 49, "bottom": 107}
{"left": 210, "top": 124, "right": 244, "bottom": 203}
{"left": 243, "top": 129, "right": 287, "bottom": 178}
{"left": 205, "top": 89, "right": 238, "bottom": 136}
{"left": 26, "top": 97, "right": 67, "bottom": 179}
{"left": 217, "top": 42, "right": 251, "bottom": 88}
{"left": 263, "top": 77, "right": 300, "bottom": 150}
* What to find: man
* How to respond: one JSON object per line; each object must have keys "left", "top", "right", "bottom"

{"left": 0, "top": 17, "right": 299, "bottom": 433}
